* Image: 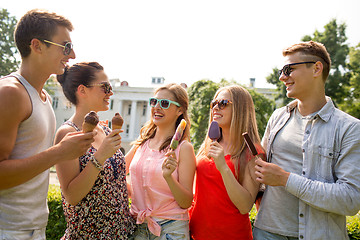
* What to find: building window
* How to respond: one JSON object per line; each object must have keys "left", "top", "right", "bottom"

{"left": 110, "top": 100, "right": 114, "bottom": 110}
{"left": 152, "top": 77, "right": 156, "bottom": 83}
{"left": 52, "top": 97, "right": 59, "bottom": 109}
{"left": 128, "top": 104, "right": 131, "bottom": 115}
{"left": 126, "top": 124, "right": 130, "bottom": 134}
{"left": 143, "top": 103, "right": 147, "bottom": 116}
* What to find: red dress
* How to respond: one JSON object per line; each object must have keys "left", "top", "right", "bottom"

{"left": 189, "top": 148, "right": 264, "bottom": 240}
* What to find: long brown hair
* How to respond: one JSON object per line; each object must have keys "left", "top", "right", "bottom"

{"left": 131, "top": 83, "right": 190, "bottom": 151}
{"left": 197, "top": 85, "right": 260, "bottom": 183}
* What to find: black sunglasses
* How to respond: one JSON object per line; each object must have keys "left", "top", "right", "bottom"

{"left": 149, "top": 98, "right": 180, "bottom": 109}
{"left": 87, "top": 82, "right": 113, "bottom": 94}
{"left": 278, "top": 61, "right": 316, "bottom": 77}
{"left": 42, "top": 39, "right": 73, "bottom": 56}
{"left": 210, "top": 99, "right": 233, "bottom": 110}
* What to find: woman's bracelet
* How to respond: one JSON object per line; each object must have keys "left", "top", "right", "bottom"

{"left": 89, "top": 155, "right": 103, "bottom": 171}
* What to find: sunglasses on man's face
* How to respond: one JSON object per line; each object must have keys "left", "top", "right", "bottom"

{"left": 42, "top": 39, "right": 73, "bottom": 56}
{"left": 87, "top": 82, "right": 113, "bottom": 94}
{"left": 210, "top": 99, "right": 233, "bottom": 110}
{"left": 149, "top": 98, "right": 180, "bottom": 109}
{"left": 278, "top": 61, "right": 316, "bottom": 77}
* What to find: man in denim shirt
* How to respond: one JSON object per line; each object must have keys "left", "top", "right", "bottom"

{"left": 253, "top": 41, "right": 360, "bottom": 240}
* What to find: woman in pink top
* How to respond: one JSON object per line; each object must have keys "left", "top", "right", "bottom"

{"left": 126, "top": 83, "right": 196, "bottom": 239}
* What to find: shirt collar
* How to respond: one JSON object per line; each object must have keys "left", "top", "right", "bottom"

{"left": 285, "top": 96, "right": 335, "bottom": 122}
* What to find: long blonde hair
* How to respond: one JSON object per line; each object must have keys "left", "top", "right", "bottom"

{"left": 197, "top": 85, "right": 260, "bottom": 182}
{"left": 132, "top": 83, "right": 191, "bottom": 151}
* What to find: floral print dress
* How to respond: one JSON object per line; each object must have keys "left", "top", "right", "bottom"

{"left": 60, "top": 121, "right": 135, "bottom": 240}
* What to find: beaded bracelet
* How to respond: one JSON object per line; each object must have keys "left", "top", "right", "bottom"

{"left": 89, "top": 155, "right": 103, "bottom": 171}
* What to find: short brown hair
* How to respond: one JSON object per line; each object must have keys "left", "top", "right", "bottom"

{"left": 283, "top": 41, "right": 331, "bottom": 81}
{"left": 15, "top": 9, "right": 73, "bottom": 58}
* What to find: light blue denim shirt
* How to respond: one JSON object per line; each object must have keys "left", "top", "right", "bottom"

{"left": 261, "top": 97, "right": 360, "bottom": 240}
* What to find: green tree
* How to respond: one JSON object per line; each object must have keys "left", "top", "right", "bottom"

{"left": 339, "top": 43, "right": 360, "bottom": 119}
{"left": 0, "top": 8, "right": 19, "bottom": 77}
{"left": 302, "top": 19, "right": 350, "bottom": 106}
{"left": 188, "top": 79, "right": 219, "bottom": 152}
{"left": 188, "top": 79, "right": 275, "bottom": 153}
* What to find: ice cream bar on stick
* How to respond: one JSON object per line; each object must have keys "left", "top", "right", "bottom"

{"left": 208, "top": 121, "right": 220, "bottom": 141}
{"left": 242, "top": 132, "right": 258, "bottom": 156}
{"left": 112, "top": 112, "right": 124, "bottom": 130}
{"left": 82, "top": 111, "right": 99, "bottom": 133}
{"left": 170, "top": 119, "right": 187, "bottom": 150}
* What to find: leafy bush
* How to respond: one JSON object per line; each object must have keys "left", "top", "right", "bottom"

{"left": 46, "top": 184, "right": 66, "bottom": 240}
{"left": 347, "top": 214, "right": 360, "bottom": 240}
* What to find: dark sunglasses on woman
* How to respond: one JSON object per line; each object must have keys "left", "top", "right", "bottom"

{"left": 87, "top": 82, "right": 113, "bottom": 94}
{"left": 210, "top": 99, "right": 233, "bottom": 110}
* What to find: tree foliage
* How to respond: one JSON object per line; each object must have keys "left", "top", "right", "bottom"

{"left": 188, "top": 79, "right": 275, "bottom": 153}
{"left": 0, "top": 8, "right": 19, "bottom": 77}
{"left": 338, "top": 43, "right": 360, "bottom": 119}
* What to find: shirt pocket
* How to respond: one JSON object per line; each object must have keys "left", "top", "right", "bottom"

{"left": 315, "top": 146, "right": 338, "bottom": 182}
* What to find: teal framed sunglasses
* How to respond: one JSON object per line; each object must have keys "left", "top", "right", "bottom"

{"left": 149, "top": 97, "right": 180, "bottom": 109}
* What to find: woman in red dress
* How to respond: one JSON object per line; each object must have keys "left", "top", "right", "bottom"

{"left": 189, "top": 85, "right": 266, "bottom": 240}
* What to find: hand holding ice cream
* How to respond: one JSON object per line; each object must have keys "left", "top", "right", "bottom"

{"left": 82, "top": 111, "right": 99, "bottom": 132}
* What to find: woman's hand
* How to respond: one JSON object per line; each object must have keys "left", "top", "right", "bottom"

{"left": 207, "top": 141, "right": 227, "bottom": 172}
{"left": 162, "top": 150, "right": 178, "bottom": 179}
{"left": 95, "top": 129, "right": 122, "bottom": 164}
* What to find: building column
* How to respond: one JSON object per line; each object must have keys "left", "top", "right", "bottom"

{"left": 146, "top": 101, "right": 151, "bottom": 121}
{"left": 129, "top": 100, "right": 137, "bottom": 139}
{"left": 118, "top": 99, "right": 123, "bottom": 116}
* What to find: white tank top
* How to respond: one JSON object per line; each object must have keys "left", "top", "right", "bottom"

{"left": 0, "top": 72, "right": 56, "bottom": 230}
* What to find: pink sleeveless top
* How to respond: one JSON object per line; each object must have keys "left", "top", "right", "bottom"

{"left": 129, "top": 140, "right": 188, "bottom": 236}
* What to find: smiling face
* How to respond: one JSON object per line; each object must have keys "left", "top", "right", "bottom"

{"left": 41, "top": 26, "right": 76, "bottom": 75}
{"left": 151, "top": 89, "right": 182, "bottom": 127}
{"left": 85, "top": 70, "right": 113, "bottom": 111}
{"left": 211, "top": 90, "right": 233, "bottom": 129}
{"left": 279, "top": 52, "right": 317, "bottom": 100}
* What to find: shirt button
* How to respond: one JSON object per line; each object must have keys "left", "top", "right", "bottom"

{"left": 300, "top": 235, "right": 304, "bottom": 239}
{"left": 306, "top": 130, "right": 310, "bottom": 134}
{"left": 300, "top": 213, "right": 304, "bottom": 217}
{"left": 302, "top": 171, "right": 305, "bottom": 175}
{"left": 302, "top": 149, "right": 305, "bottom": 153}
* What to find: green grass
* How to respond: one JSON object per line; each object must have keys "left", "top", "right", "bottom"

{"left": 47, "top": 184, "right": 360, "bottom": 240}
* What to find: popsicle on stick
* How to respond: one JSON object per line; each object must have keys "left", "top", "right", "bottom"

{"left": 208, "top": 121, "right": 221, "bottom": 141}
{"left": 82, "top": 111, "right": 99, "bottom": 133}
{"left": 242, "top": 132, "right": 258, "bottom": 156}
{"left": 170, "top": 119, "right": 187, "bottom": 150}
{"left": 112, "top": 112, "right": 124, "bottom": 130}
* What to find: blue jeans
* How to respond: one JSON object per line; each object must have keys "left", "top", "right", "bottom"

{"left": 253, "top": 227, "right": 298, "bottom": 240}
{"left": 0, "top": 228, "right": 46, "bottom": 240}
{"left": 131, "top": 219, "right": 190, "bottom": 240}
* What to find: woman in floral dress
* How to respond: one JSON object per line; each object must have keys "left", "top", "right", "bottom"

{"left": 54, "top": 62, "right": 135, "bottom": 239}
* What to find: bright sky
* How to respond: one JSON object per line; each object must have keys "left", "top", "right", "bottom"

{"left": 3, "top": 0, "right": 360, "bottom": 88}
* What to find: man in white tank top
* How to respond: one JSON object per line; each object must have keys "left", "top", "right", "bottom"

{"left": 0, "top": 10, "right": 95, "bottom": 239}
